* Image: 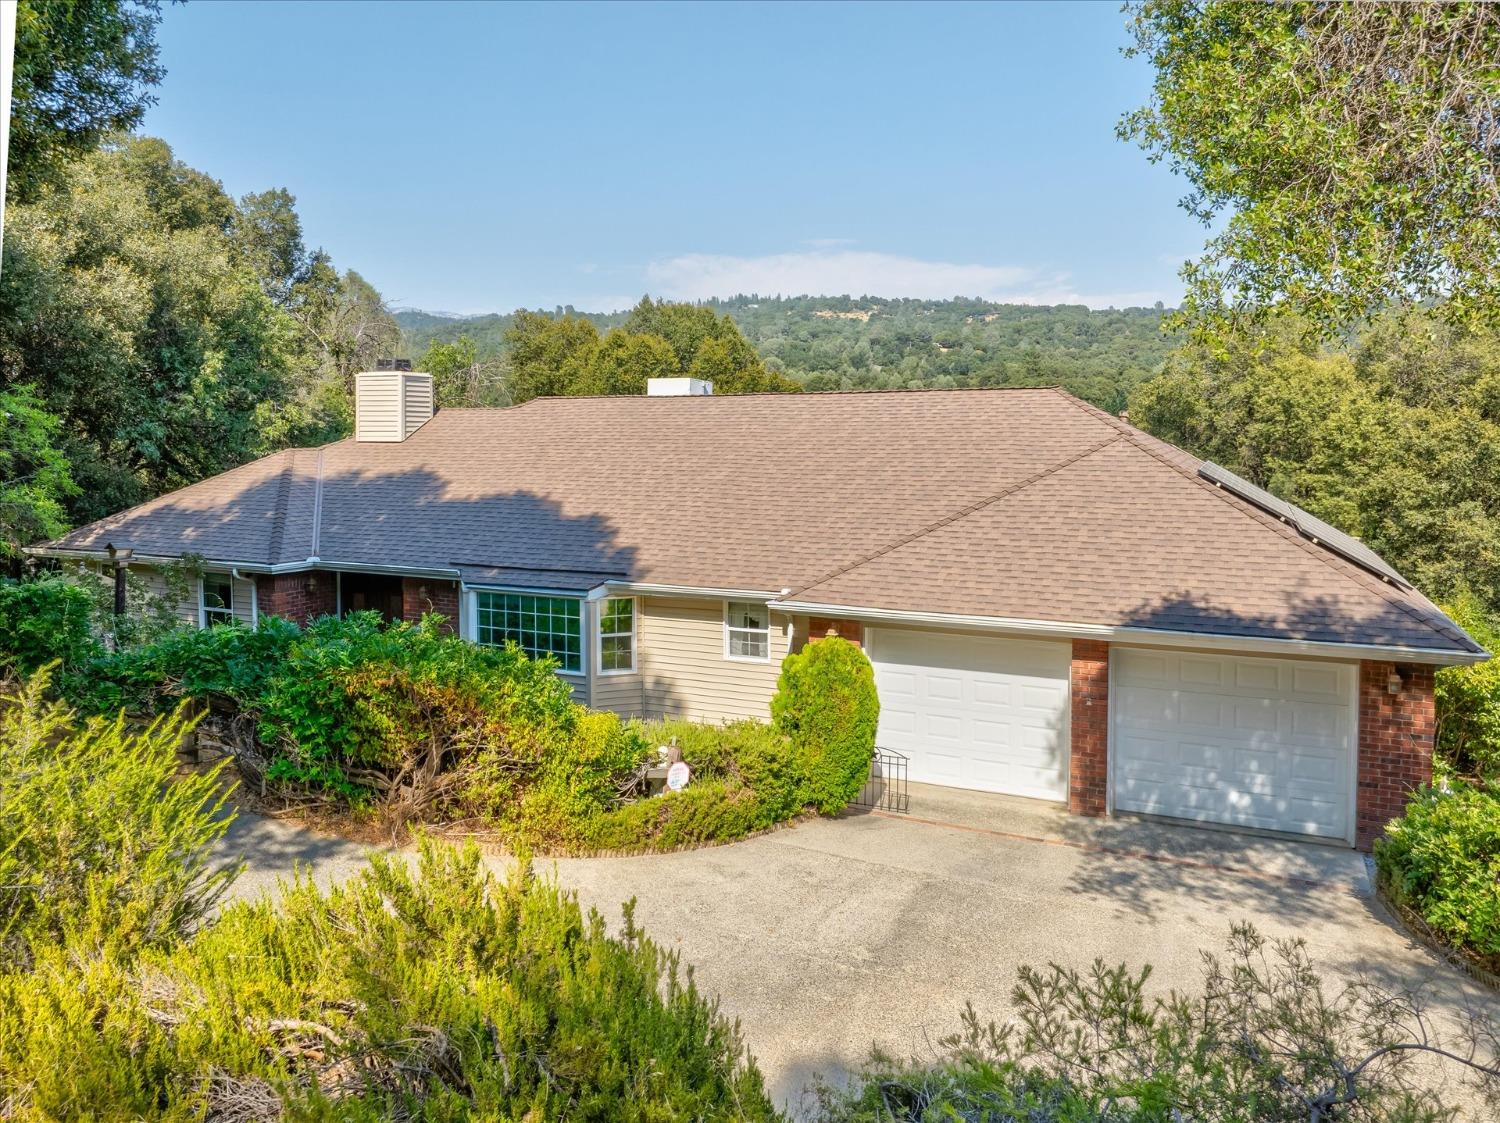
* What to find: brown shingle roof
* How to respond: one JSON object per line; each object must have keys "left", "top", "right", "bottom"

{"left": 42, "top": 387, "right": 1481, "bottom": 656}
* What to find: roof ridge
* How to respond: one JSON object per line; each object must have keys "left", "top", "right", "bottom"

{"left": 507, "top": 385, "right": 1064, "bottom": 407}
{"left": 788, "top": 432, "right": 1125, "bottom": 598}
{"left": 1046, "top": 389, "right": 1477, "bottom": 652}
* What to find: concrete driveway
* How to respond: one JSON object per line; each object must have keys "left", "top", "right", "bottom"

{"left": 221, "top": 783, "right": 1497, "bottom": 1116}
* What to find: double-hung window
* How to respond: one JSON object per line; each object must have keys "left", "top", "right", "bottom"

{"left": 474, "top": 592, "right": 582, "bottom": 673}
{"left": 597, "top": 598, "right": 635, "bottom": 674}
{"left": 201, "top": 574, "right": 234, "bottom": 626}
{"left": 724, "top": 600, "right": 770, "bottom": 661}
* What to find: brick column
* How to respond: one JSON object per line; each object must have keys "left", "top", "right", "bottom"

{"left": 1069, "top": 639, "right": 1109, "bottom": 816}
{"left": 401, "top": 577, "right": 460, "bottom": 635}
{"left": 255, "top": 571, "right": 337, "bottom": 624}
{"left": 1356, "top": 661, "right": 1435, "bottom": 850}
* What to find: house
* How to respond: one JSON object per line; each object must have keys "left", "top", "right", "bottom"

{"left": 32, "top": 371, "right": 1488, "bottom": 849}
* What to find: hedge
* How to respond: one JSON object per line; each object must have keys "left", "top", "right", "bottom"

{"left": 7, "top": 600, "right": 880, "bottom": 854}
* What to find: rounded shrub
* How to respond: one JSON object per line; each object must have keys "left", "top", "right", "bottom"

{"left": 0, "top": 576, "right": 97, "bottom": 675}
{"left": 771, "top": 636, "right": 879, "bottom": 815}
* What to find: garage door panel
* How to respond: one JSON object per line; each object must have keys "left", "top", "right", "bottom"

{"left": 1113, "top": 649, "right": 1354, "bottom": 841}
{"left": 870, "top": 629, "right": 1069, "bottom": 801}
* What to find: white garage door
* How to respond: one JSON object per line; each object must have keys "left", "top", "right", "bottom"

{"left": 868, "top": 628, "right": 1070, "bottom": 801}
{"left": 1112, "top": 649, "right": 1355, "bottom": 840}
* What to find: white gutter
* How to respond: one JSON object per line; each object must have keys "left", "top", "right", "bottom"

{"left": 25, "top": 547, "right": 460, "bottom": 582}
{"left": 767, "top": 598, "right": 1490, "bottom": 667}
{"left": 601, "top": 581, "right": 782, "bottom": 600}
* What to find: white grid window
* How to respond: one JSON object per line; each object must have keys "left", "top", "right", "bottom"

{"left": 598, "top": 598, "right": 635, "bottom": 674}
{"left": 475, "top": 592, "right": 582, "bottom": 673}
{"left": 201, "top": 575, "right": 234, "bottom": 626}
{"left": 725, "top": 601, "right": 770, "bottom": 661}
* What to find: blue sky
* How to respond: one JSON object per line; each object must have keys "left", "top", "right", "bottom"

{"left": 146, "top": 1, "right": 1204, "bottom": 314}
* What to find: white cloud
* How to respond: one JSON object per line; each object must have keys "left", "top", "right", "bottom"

{"left": 644, "top": 250, "right": 1173, "bottom": 309}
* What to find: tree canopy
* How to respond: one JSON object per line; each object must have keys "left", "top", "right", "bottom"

{"left": 0, "top": 136, "right": 397, "bottom": 528}
{"left": 8, "top": 0, "right": 164, "bottom": 202}
{"left": 1122, "top": 1, "right": 1500, "bottom": 341}
{"left": 501, "top": 297, "right": 800, "bottom": 404}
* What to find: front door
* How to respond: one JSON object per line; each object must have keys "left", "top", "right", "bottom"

{"left": 338, "top": 573, "right": 404, "bottom": 624}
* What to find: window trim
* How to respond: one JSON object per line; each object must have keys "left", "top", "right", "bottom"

{"left": 596, "top": 596, "right": 637, "bottom": 677}
{"left": 471, "top": 589, "right": 585, "bottom": 675}
{"left": 723, "top": 599, "right": 772, "bottom": 663}
{"left": 199, "top": 572, "right": 235, "bottom": 628}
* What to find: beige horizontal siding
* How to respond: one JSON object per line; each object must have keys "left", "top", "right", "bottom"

{"left": 131, "top": 564, "right": 256, "bottom": 628}
{"left": 638, "top": 596, "right": 789, "bottom": 723}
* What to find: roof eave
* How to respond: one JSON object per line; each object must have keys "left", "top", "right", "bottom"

{"left": 767, "top": 598, "right": 1490, "bottom": 667}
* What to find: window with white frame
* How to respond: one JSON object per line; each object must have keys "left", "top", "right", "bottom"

{"left": 725, "top": 600, "right": 770, "bottom": 661}
{"left": 474, "top": 591, "right": 582, "bottom": 673}
{"left": 598, "top": 598, "right": 635, "bottom": 674}
{"left": 201, "top": 574, "right": 234, "bottom": 626}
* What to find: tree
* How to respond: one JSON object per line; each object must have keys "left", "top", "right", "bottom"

{"left": 1122, "top": 2, "right": 1500, "bottom": 341}
{"left": 418, "top": 333, "right": 505, "bottom": 407}
{"left": 0, "top": 137, "right": 395, "bottom": 526}
{"left": 8, "top": 0, "right": 165, "bottom": 202}
{"left": 583, "top": 329, "right": 677, "bottom": 395}
{"left": 504, "top": 311, "right": 601, "bottom": 404}
{"left": 0, "top": 387, "right": 76, "bottom": 568}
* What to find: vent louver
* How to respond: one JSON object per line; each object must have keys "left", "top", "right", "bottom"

{"left": 1198, "top": 462, "right": 1410, "bottom": 588}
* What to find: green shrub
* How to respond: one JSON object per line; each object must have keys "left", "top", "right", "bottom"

{"left": 257, "top": 612, "right": 578, "bottom": 811}
{"left": 0, "top": 840, "right": 782, "bottom": 1122}
{"left": 1375, "top": 783, "right": 1500, "bottom": 961}
{"left": 586, "top": 778, "right": 773, "bottom": 852}
{"left": 65, "top": 616, "right": 303, "bottom": 716}
{"left": 772, "top": 636, "right": 879, "bottom": 814}
{"left": 512, "top": 708, "right": 652, "bottom": 848}
{"left": 0, "top": 667, "right": 237, "bottom": 970}
{"left": 1436, "top": 591, "right": 1500, "bottom": 783}
{"left": 0, "top": 576, "right": 97, "bottom": 674}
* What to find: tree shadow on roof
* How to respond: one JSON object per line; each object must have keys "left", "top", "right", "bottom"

{"left": 47, "top": 464, "right": 641, "bottom": 584}
{"left": 1112, "top": 585, "right": 1470, "bottom": 653}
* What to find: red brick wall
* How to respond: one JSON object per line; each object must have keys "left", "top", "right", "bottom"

{"left": 807, "top": 617, "right": 864, "bottom": 647}
{"left": 255, "top": 571, "right": 337, "bottom": 624}
{"left": 1069, "top": 639, "right": 1109, "bottom": 816}
{"left": 1356, "top": 660, "right": 1435, "bottom": 850}
{"left": 401, "top": 578, "right": 460, "bottom": 634}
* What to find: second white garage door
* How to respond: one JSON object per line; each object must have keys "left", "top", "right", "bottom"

{"left": 868, "top": 628, "right": 1070, "bottom": 801}
{"left": 1112, "top": 649, "right": 1355, "bottom": 840}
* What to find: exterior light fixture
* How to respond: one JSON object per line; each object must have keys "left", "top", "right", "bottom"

{"left": 1387, "top": 668, "right": 1407, "bottom": 695}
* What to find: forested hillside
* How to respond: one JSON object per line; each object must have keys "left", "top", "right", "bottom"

{"left": 397, "top": 297, "right": 1176, "bottom": 412}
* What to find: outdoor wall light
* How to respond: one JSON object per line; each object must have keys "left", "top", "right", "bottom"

{"left": 1387, "top": 667, "right": 1409, "bottom": 695}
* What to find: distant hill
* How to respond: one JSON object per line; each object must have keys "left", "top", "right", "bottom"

{"left": 396, "top": 296, "right": 1177, "bottom": 413}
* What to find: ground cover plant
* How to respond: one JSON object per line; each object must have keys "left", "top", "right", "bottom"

{"left": 815, "top": 924, "right": 1500, "bottom": 1123}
